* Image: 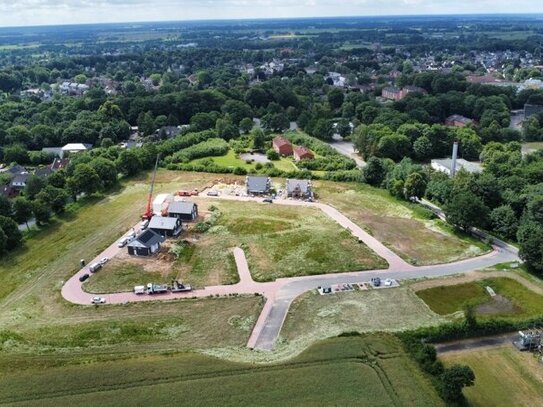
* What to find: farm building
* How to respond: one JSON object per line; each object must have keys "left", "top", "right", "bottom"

{"left": 286, "top": 179, "right": 312, "bottom": 199}
{"left": 293, "top": 146, "right": 314, "bottom": 161}
{"left": 168, "top": 201, "right": 198, "bottom": 221}
{"left": 153, "top": 193, "right": 174, "bottom": 216}
{"left": 246, "top": 176, "right": 271, "bottom": 195}
{"left": 431, "top": 158, "right": 482, "bottom": 176}
{"left": 149, "top": 216, "right": 182, "bottom": 237}
{"left": 272, "top": 136, "right": 293, "bottom": 156}
{"left": 127, "top": 230, "right": 165, "bottom": 256}
{"left": 445, "top": 114, "right": 473, "bottom": 127}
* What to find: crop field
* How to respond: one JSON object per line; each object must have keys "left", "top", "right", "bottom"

{"left": 281, "top": 287, "right": 445, "bottom": 348}
{"left": 0, "top": 335, "right": 444, "bottom": 407}
{"left": 440, "top": 346, "right": 543, "bottom": 407}
{"left": 415, "top": 277, "right": 543, "bottom": 319}
{"left": 315, "top": 181, "right": 489, "bottom": 265}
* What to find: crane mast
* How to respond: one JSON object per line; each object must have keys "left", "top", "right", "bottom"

{"left": 142, "top": 154, "right": 160, "bottom": 220}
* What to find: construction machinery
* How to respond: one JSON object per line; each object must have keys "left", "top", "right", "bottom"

{"left": 146, "top": 283, "right": 169, "bottom": 295}
{"left": 142, "top": 154, "right": 160, "bottom": 220}
{"left": 171, "top": 280, "right": 192, "bottom": 293}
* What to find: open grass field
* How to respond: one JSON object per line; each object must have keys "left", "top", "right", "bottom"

{"left": 192, "top": 149, "right": 295, "bottom": 172}
{"left": 315, "top": 180, "right": 489, "bottom": 265}
{"left": 0, "top": 334, "right": 444, "bottom": 407}
{"left": 440, "top": 346, "right": 543, "bottom": 407}
{"left": 416, "top": 277, "right": 543, "bottom": 319}
{"left": 209, "top": 199, "right": 386, "bottom": 281}
{"left": 281, "top": 287, "right": 445, "bottom": 349}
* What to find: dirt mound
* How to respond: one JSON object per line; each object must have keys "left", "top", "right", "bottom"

{"left": 476, "top": 295, "right": 521, "bottom": 315}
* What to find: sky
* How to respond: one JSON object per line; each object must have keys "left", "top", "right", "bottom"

{"left": 0, "top": 0, "right": 542, "bottom": 28}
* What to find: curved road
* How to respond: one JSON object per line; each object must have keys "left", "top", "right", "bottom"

{"left": 61, "top": 195, "right": 519, "bottom": 351}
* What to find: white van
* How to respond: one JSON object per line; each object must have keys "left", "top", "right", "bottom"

{"left": 134, "top": 285, "right": 145, "bottom": 295}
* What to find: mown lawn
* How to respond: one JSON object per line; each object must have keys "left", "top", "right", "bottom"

{"left": 441, "top": 346, "right": 543, "bottom": 407}
{"left": 416, "top": 277, "right": 543, "bottom": 319}
{"left": 0, "top": 335, "right": 444, "bottom": 407}
{"left": 315, "top": 180, "right": 489, "bottom": 265}
{"left": 282, "top": 287, "right": 445, "bottom": 347}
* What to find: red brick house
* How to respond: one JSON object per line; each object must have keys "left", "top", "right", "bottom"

{"left": 382, "top": 86, "right": 403, "bottom": 101}
{"left": 293, "top": 146, "right": 314, "bottom": 161}
{"left": 445, "top": 115, "right": 473, "bottom": 128}
{"left": 272, "top": 136, "right": 293, "bottom": 156}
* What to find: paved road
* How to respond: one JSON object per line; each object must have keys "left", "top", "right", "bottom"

{"left": 435, "top": 333, "right": 517, "bottom": 353}
{"left": 328, "top": 140, "right": 366, "bottom": 168}
{"left": 60, "top": 195, "right": 519, "bottom": 351}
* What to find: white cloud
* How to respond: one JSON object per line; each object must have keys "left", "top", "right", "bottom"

{"left": 0, "top": 0, "right": 541, "bottom": 27}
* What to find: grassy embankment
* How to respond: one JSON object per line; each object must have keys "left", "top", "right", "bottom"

{"left": 315, "top": 180, "right": 490, "bottom": 265}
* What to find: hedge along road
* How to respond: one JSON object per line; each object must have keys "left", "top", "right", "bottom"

{"left": 61, "top": 195, "right": 520, "bottom": 351}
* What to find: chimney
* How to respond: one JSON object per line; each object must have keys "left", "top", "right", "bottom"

{"left": 451, "top": 141, "right": 459, "bottom": 177}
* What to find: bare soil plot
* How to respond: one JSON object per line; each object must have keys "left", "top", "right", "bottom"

{"left": 440, "top": 346, "right": 543, "bottom": 407}
{"left": 315, "top": 181, "right": 488, "bottom": 265}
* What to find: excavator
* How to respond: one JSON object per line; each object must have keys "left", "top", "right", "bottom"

{"left": 142, "top": 154, "right": 160, "bottom": 220}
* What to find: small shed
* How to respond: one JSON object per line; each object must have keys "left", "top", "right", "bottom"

{"left": 168, "top": 201, "right": 198, "bottom": 221}
{"left": 127, "top": 230, "right": 165, "bottom": 256}
{"left": 272, "top": 136, "right": 293, "bottom": 156}
{"left": 293, "top": 146, "right": 314, "bottom": 161}
{"left": 149, "top": 216, "right": 182, "bottom": 237}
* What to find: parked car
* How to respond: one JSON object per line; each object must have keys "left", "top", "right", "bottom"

{"left": 79, "top": 273, "right": 90, "bottom": 282}
{"left": 263, "top": 198, "right": 273, "bottom": 203}
{"left": 141, "top": 219, "right": 150, "bottom": 230}
{"left": 99, "top": 257, "right": 109, "bottom": 265}
{"left": 117, "top": 237, "right": 129, "bottom": 247}
{"left": 207, "top": 190, "right": 219, "bottom": 196}
{"left": 384, "top": 278, "right": 393, "bottom": 287}
{"left": 91, "top": 297, "right": 106, "bottom": 304}
{"left": 371, "top": 277, "right": 381, "bottom": 287}
{"left": 89, "top": 262, "right": 102, "bottom": 273}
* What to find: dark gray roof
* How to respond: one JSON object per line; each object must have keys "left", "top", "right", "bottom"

{"left": 5, "top": 165, "right": 27, "bottom": 175}
{"left": 35, "top": 167, "right": 53, "bottom": 178}
{"left": 246, "top": 176, "right": 269, "bottom": 193}
{"left": 286, "top": 179, "right": 311, "bottom": 194}
{"left": 128, "top": 229, "right": 165, "bottom": 249}
{"left": 168, "top": 201, "right": 196, "bottom": 215}
{"left": 149, "top": 216, "right": 180, "bottom": 230}
{"left": 10, "top": 173, "right": 29, "bottom": 184}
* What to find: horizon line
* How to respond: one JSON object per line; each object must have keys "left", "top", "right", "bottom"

{"left": 0, "top": 12, "right": 542, "bottom": 30}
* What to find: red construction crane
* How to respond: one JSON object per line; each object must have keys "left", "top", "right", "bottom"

{"left": 142, "top": 154, "right": 160, "bottom": 220}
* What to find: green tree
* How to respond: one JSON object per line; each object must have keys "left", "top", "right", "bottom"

{"left": 24, "top": 175, "right": 47, "bottom": 200}
{"left": 363, "top": 157, "right": 388, "bottom": 187}
{"left": 439, "top": 365, "right": 475, "bottom": 402}
{"left": 35, "top": 185, "right": 69, "bottom": 214}
{"left": 0, "top": 195, "right": 12, "bottom": 218}
{"left": 445, "top": 191, "right": 489, "bottom": 230}
{"left": 239, "top": 117, "right": 254, "bottom": 134}
{"left": 266, "top": 149, "right": 280, "bottom": 161}
{"left": 74, "top": 74, "right": 87, "bottom": 84}
{"left": 0, "top": 227, "right": 7, "bottom": 253}
{"left": 90, "top": 157, "right": 118, "bottom": 188}
{"left": 13, "top": 197, "right": 33, "bottom": 230}
{"left": 116, "top": 150, "right": 142, "bottom": 176}
{"left": 66, "top": 164, "right": 101, "bottom": 199}
{"left": 490, "top": 205, "right": 519, "bottom": 240}
{"left": 252, "top": 128, "right": 265, "bottom": 150}
{"left": 0, "top": 216, "right": 22, "bottom": 250}
{"left": 32, "top": 200, "right": 52, "bottom": 225}
{"left": 404, "top": 172, "right": 427, "bottom": 199}
{"left": 327, "top": 88, "right": 344, "bottom": 110}
{"left": 413, "top": 136, "right": 432, "bottom": 160}
{"left": 517, "top": 220, "right": 543, "bottom": 273}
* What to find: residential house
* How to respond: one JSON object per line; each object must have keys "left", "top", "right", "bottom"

{"left": 246, "top": 176, "right": 271, "bottom": 195}
{"left": 272, "top": 136, "right": 293, "bottom": 156}
{"left": 127, "top": 230, "right": 165, "bottom": 256}
{"left": 382, "top": 86, "right": 403, "bottom": 101}
{"left": 168, "top": 201, "right": 198, "bottom": 222}
{"left": 10, "top": 173, "right": 29, "bottom": 191}
{"left": 401, "top": 86, "right": 427, "bottom": 98}
{"left": 445, "top": 115, "right": 473, "bottom": 127}
{"left": 149, "top": 216, "right": 182, "bottom": 238}
{"left": 293, "top": 146, "right": 314, "bottom": 161}
{"left": 286, "top": 179, "right": 312, "bottom": 199}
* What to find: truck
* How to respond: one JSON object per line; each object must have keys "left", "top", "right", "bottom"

{"left": 170, "top": 280, "right": 192, "bottom": 293}
{"left": 146, "top": 283, "right": 169, "bottom": 294}
{"left": 134, "top": 285, "right": 145, "bottom": 295}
